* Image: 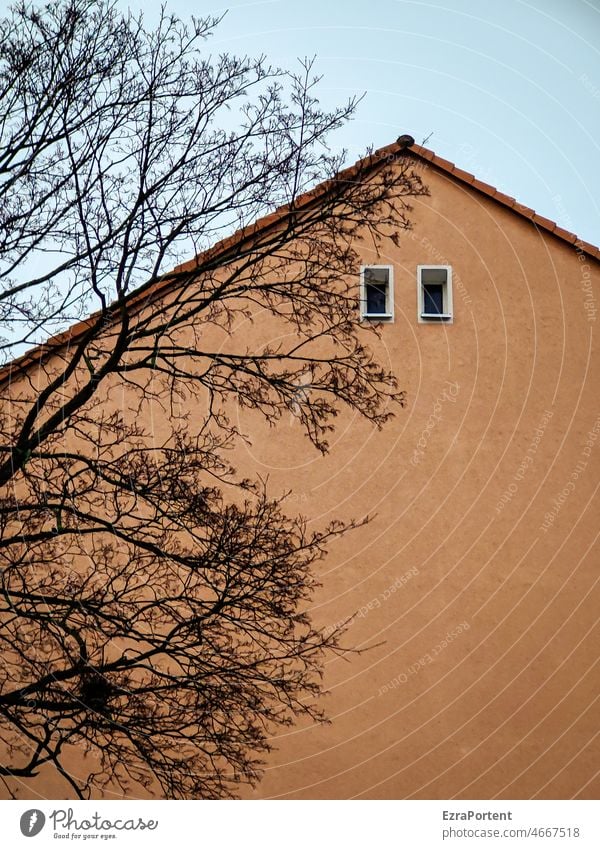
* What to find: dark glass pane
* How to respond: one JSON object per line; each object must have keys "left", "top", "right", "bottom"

{"left": 423, "top": 283, "right": 444, "bottom": 314}
{"left": 366, "top": 283, "right": 387, "bottom": 314}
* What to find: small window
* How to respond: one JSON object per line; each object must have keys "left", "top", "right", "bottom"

{"left": 418, "top": 266, "right": 452, "bottom": 322}
{"left": 360, "top": 265, "right": 394, "bottom": 320}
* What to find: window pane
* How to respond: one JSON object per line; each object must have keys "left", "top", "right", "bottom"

{"left": 421, "top": 268, "right": 447, "bottom": 285}
{"left": 423, "top": 283, "right": 444, "bottom": 314}
{"left": 364, "top": 268, "right": 389, "bottom": 286}
{"left": 366, "top": 283, "right": 387, "bottom": 314}
{"left": 363, "top": 267, "right": 390, "bottom": 316}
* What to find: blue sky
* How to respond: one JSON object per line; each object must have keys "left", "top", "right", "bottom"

{"left": 126, "top": 0, "right": 600, "bottom": 247}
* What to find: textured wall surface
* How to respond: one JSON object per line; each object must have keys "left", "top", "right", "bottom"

{"left": 3, "top": 157, "right": 599, "bottom": 800}
{"left": 233, "top": 161, "right": 600, "bottom": 800}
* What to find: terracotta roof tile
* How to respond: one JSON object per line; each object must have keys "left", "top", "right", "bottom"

{"left": 427, "top": 154, "right": 455, "bottom": 173}
{"left": 450, "top": 166, "right": 476, "bottom": 184}
{"left": 495, "top": 191, "right": 516, "bottom": 206}
{"left": 374, "top": 142, "right": 398, "bottom": 159}
{"left": 416, "top": 147, "right": 436, "bottom": 162}
{"left": 531, "top": 214, "right": 558, "bottom": 233}
{"left": 471, "top": 180, "right": 498, "bottom": 199}
{"left": 552, "top": 225, "right": 578, "bottom": 244}
{"left": 513, "top": 202, "right": 536, "bottom": 217}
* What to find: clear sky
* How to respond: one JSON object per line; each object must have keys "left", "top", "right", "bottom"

{"left": 124, "top": 0, "right": 600, "bottom": 247}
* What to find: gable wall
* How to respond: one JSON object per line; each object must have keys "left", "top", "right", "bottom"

{"left": 230, "top": 162, "right": 600, "bottom": 799}
{"left": 2, "top": 160, "right": 599, "bottom": 800}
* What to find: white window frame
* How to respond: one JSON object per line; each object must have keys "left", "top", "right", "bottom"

{"left": 417, "top": 265, "right": 453, "bottom": 323}
{"left": 360, "top": 264, "right": 394, "bottom": 321}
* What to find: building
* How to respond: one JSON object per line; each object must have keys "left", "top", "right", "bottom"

{"left": 1, "top": 137, "right": 599, "bottom": 799}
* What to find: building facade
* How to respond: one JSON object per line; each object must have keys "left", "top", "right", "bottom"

{"left": 2, "top": 139, "right": 599, "bottom": 799}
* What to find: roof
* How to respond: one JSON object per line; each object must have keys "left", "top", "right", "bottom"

{"left": 402, "top": 136, "right": 600, "bottom": 261}
{"left": 2, "top": 134, "right": 599, "bottom": 385}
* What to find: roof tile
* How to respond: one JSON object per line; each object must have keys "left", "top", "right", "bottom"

{"left": 449, "top": 166, "right": 476, "bottom": 184}
{"left": 495, "top": 191, "right": 516, "bottom": 206}
{"left": 429, "top": 154, "right": 455, "bottom": 173}
{"left": 552, "top": 225, "right": 578, "bottom": 244}
{"left": 471, "top": 179, "right": 497, "bottom": 198}
{"left": 513, "top": 202, "right": 535, "bottom": 217}
{"left": 417, "top": 148, "right": 436, "bottom": 162}
{"left": 531, "top": 214, "right": 558, "bottom": 233}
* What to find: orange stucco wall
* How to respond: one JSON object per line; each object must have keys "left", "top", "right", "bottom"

{"left": 230, "top": 162, "right": 600, "bottom": 799}
{"left": 3, "top": 159, "right": 599, "bottom": 800}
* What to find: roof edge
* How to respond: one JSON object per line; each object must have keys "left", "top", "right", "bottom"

{"left": 1, "top": 135, "right": 599, "bottom": 386}
{"left": 406, "top": 139, "right": 600, "bottom": 261}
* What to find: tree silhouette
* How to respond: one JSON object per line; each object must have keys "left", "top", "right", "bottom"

{"left": 0, "top": 0, "right": 427, "bottom": 798}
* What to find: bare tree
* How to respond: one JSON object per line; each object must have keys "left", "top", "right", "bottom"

{"left": 0, "top": 0, "right": 427, "bottom": 798}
